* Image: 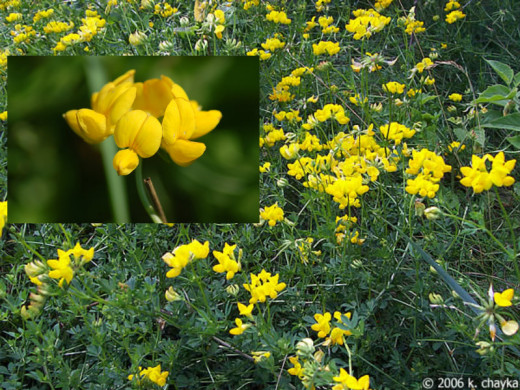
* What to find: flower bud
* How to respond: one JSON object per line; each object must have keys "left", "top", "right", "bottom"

{"left": 296, "top": 338, "right": 315, "bottom": 358}
{"left": 429, "top": 292, "right": 444, "bottom": 304}
{"left": 165, "top": 286, "right": 182, "bottom": 302}
{"left": 424, "top": 206, "right": 442, "bottom": 220}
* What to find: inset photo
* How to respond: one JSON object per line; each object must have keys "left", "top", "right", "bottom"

{"left": 8, "top": 56, "right": 259, "bottom": 223}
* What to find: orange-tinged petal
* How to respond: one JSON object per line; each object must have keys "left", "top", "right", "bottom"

{"left": 113, "top": 149, "right": 139, "bottom": 176}
{"left": 133, "top": 76, "right": 175, "bottom": 118}
{"left": 162, "top": 139, "right": 206, "bottom": 166}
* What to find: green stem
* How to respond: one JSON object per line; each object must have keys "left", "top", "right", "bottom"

{"left": 83, "top": 57, "right": 130, "bottom": 223}
{"left": 135, "top": 163, "right": 163, "bottom": 223}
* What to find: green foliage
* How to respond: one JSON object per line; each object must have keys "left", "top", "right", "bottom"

{"left": 1, "top": 0, "right": 520, "bottom": 389}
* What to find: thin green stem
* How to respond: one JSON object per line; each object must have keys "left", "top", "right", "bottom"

{"left": 83, "top": 57, "right": 130, "bottom": 223}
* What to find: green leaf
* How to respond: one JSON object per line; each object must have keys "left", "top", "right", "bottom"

{"left": 485, "top": 59, "right": 514, "bottom": 86}
{"left": 514, "top": 72, "right": 520, "bottom": 88}
{"left": 480, "top": 113, "right": 520, "bottom": 131}
{"left": 473, "top": 85, "right": 517, "bottom": 105}
{"left": 507, "top": 135, "right": 520, "bottom": 148}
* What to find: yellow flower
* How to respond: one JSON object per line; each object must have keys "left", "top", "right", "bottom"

{"left": 161, "top": 85, "right": 222, "bottom": 166}
{"left": 311, "top": 312, "right": 332, "bottom": 338}
{"left": 0, "top": 201, "right": 7, "bottom": 237}
{"left": 312, "top": 40, "right": 340, "bottom": 56}
{"left": 265, "top": 10, "right": 291, "bottom": 24}
{"left": 64, "top": 70, "right": 136, "bottom": 144}
{"left": 382, "top": 81, "right": 405, "bottom": 94}
{"left": 260, "top": 203, "right": 284, "bottom": 226}
{"left": 237, "top": 302, "right": 254, "bottom": 317}
{"left": 448, "top": 93, "right": 462, "bottom": 102}
{"left": 47, "top": 250, "right": 74, "bottom": 287}
{"left": 445, "top": 10, "right": 465, "bottom": 24}
{"left": 6, "top": 12, "right": 22, "bottom": 22}
{"left": 460, "top": 152, "right": 516, "bottom": 193}
{"left": 212, "top": 243, "right": 241, "bottom": 280}
{"left": 128, "top": 364, "right": 169, "bottom": 386}
{"left": 112, "top": 110, "right": 162, "bottom": 175}
{"left": 162, "top": 240, "right": 210, "bottom": 278}
{"left": 229, "top": 317, "right": 250, "bottom": 335}
{"left": 333, "top": 369, "right": 370, "bottom": 390}
{"left": 494, "top": 288, "right": 514, "bottom": 307}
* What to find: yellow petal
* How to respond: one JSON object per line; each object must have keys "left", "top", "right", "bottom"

{"left": 162, "top": 139, "right": 206, "bottom": 166}
{"left": 192, "top": 108, "right": 222, "bottom": 139}
{"left": 132, "top": 115, "right": 162, "bottom": 157}
{"left": 113, "top": 149, "right": 139, "bottom": 175}
{"left": 65, "top": 109, "right": 109, "bottom": 144}
{"left": 133, "top": 76, "right": 175, "bottom": 118}
{"left": 114, "top": 110, "right": 147, "bottom": 149}
{"left": 162, "top": 97, "right": 196, "bottom": 143}
{"left": 162, "top": 99, "right": 181, "bottom": 145}
{"left": 107, "top": 86, "right": 137, "bottom": 127}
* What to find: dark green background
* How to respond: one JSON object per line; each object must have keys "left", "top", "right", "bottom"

{"left": 8, "top": 56, "right": 259, "bottom": 223}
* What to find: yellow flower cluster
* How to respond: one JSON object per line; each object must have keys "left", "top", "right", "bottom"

{"left": 260, "top": 203, "right": 284, "bottom": 226}
{"left": 345, "top": 8, "right": 391, "bottom": 40}
{"left": 445, "top": 2, "right": 466, "bottom": 24}
{"left": 10, "top": 24, "right": 36, "bottom": 44}
{"left": 212, "top": 243, "right": 241, "bottom": 280}
{"left": 380, "top": 122, "right": 416, "bottom": 145}
{"left": 312, "top": 40, "right": 340, "bottom": 56}
{"left": 64, "top": 69, "right": 221, "bottom": 175}
{"left": 33, "top": 8, "right": 54, "bottom": 23}
{"left": 335, "top": 214, "right": 364, "bottom": 245}
{"left": 52, "top": 10, "right": 106, "bottom": 51}
{"left": 269, "top": 67, "right": 313, "bottom": 102}
{"left": 311, "top": 311, "right": 352, "bottom": 346}
{"left": 260, "top": 123, "right": 286, "bottom": 147}
{"left": 405, "top": 149, "right": 452, "bottom": 198}
{"left": 448, "top": 93, "right": 463, "bottom": 102}
{"left": 382, "top": 81, "right": 405, "bottom": 94}
{"left": 43, "top": 21, "right": 74, "bottom": 34}
{"left": 154, "top": 2, "right": 178, "bottom": 17}
{"left": 309, "top": 104, "right": 350, "bottom": 126}
{"left": 162, "top": 239, "right": 210, "bottom": 278}
{"left": 243, "top": 269, "right": 286, "bottom": 304}
{"left": 5, "top": 12, "right": 22, "bottom": 22}
{"left": 375, "top": 0, "right": 393, "bottom": 10}
{"left": 128, "top": 364, "right": 169, "bottom": 387}
{"left": 21, "top": 243, "right": 94, "bottom": 319}
{"left": 265, "top": 9, "right": 291, "bottom": 24}
{"left": 333, "top": 370, "right": 370, "bottom": 390}
{"left": 460, "top": 152, "right": 516, "bottom": 193}
{"left": 318, "top": 15, "right": 339, "bottom": 34}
